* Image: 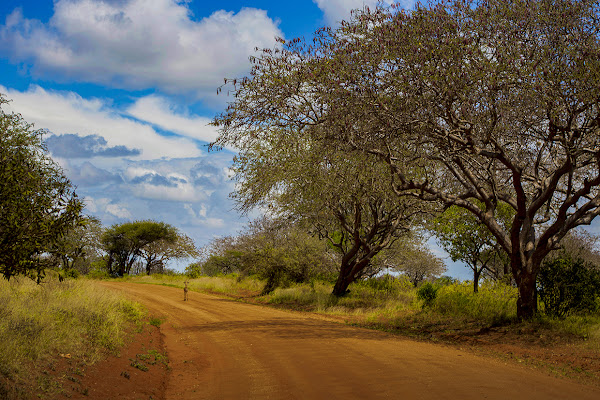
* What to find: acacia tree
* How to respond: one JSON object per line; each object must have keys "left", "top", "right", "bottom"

{"left": 212, "top": 119, "right": 424, "bottom": 295}
{"left": 545, "top": 229, "right": 600, "bottom": 267}
{"left": 214, "top": 0, "right": 600, "bottom": 318}
{"left": 139, "top": 231, "right": 199, "bottom": 275}
{"left": 373, "top": 234, "right": 446, "bottom": 287}
{"left": 101, "top": 220, "right": 177, "bottom": 276}
{"left": 0, "top": 94, "right": 84, "bottom": 280}
{"left": 430, "top": 203, "right": 512, "bottom": 292}
{"left": 235, "top": 217, "right": 338, "bottom": 294}
{"left": 50, "top": 216, "right": 103, "bottom": 274}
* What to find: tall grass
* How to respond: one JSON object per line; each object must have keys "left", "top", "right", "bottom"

{"left": 0, "top": 275, "right": 145, "bottom": 397}
{"left": 267, "top": 276, "right": 419, "bottom": 315}
{"left": 430, "top": 281, "right": 518, "bottom": 325}
{"left": 123, "top": 273, "right": 598, "bottom": 341}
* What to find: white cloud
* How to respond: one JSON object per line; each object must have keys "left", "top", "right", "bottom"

{"left": 105, "top": 203, "right": 132, "bottom": 219}
{"left": 127, "top": 95, "right": 217, "bottom": 143}
{"left": 313, "top": 0, "right": 415, "bottom": 25}
{"left": 0, "top": 0, "right": 283, "bottom": 98}
{"left": 0, "top": 85, "right": 202, "bottom": 160}
{"left": 184, "top": 204, "right": 225, "bottom": 228}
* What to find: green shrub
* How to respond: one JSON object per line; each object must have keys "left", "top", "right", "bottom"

{"left": 538, "top": 257, "right": 600, "bottom": 317}
{"left": 64, "top": 269, "right": 80, "bottom": 279}
{"left": 416, "top": 282, "right": 438, "bottom": 307}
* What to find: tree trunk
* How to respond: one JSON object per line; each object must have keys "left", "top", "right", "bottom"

{"left": 332, "top": 273, "right": 353, "bottom": 296}
{"left": 332, "top": 259, "right": 370, "bottom": 296}
{"left": 473, "top": 269, "right": 481, "bottom": 293}
{"left": 516, "top": 271, "right": 537, "bottom": 319}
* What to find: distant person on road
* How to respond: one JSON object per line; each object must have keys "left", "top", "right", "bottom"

{"left": 184, "top": 280, "right": 189, "bottom": 301}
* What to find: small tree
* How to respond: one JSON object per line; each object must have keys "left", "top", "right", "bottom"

{"left": 374, "top": 234, "right": 446, "bottom": 287}
{"left": 101, "top": 220, "right": 178, "bottom": 276}
{"left": 430, "top": 204, "right": 511, "bottom": 292}
{"left": 50, "top": 216, "right": 103, "bottom": 275}
{"left": 236, "top": 217, "right": 338, "bottom": 294}
{"left": 545, "top": 229, "right": 600, "bottom": 268}
{"left": 140, "top": 231, "right": 199, "bottom": 275}
{"left": 198, "top": 217, "right": 338, "bottom": 293}
{"left": 0, "top": 94, "right": 84, "bottom": 280}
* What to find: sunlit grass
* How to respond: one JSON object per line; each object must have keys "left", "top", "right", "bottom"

{"left": 0, "top": 274, "right": 145, "bottom": 398}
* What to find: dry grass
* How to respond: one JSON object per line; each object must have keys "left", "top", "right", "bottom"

{"left": 0, "top": 273, "right": 145, "bottom": 398}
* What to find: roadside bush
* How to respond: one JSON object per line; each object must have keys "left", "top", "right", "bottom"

{"left": 538, "top": 257, "right": 600, "bottom": 317}
{"left": 416, "top": 282, "right": 438, "bottom": 307}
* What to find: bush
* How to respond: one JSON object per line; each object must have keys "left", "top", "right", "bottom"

{"left": 63, "top": 269, "right": 80, "bottom": 279}
{"left": 538, "top": 257, "right": 600, "bottom": 317}
{"left": 417, "top": 282, "right": 438, "bottom": 307}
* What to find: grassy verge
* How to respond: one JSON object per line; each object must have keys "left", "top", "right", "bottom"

{"left": 0, "top": 273, "right": 146, "bottom": 399}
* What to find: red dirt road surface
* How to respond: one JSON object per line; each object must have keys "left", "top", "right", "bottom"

{"left": 101, "top": 282, "right": 600, "bottom": 400}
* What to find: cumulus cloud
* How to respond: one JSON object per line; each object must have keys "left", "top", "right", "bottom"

{"left": 122, "top": 158, "right": 230, "bottom": 203}
{"left": 1, "top": 85, "right": 202, "bottom": 160}
{"left": 127, "top": 95, "right": 217, "bottom": 143}
{"left": 105, "top": 203, "right": 132, "bottom": 219}
{"left": 313, "top": 0, "right": 415, "bottom": 25}
{"left": 45, "top": 133, "right": 141, "bottom": 158}
{"left": 0, "top": 0, "right": 283, "bottom": 98}
{"left": 68, "top": 161, "right": 123, "bottom": 186}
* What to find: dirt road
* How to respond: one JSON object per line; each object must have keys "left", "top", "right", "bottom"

{"left": 102, "top": 282, "right": 600, "bottom": 400}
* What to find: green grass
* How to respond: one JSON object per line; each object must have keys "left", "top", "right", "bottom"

{"left": 0, "top": 274, "right": 145, "bottom": 398}
{"left": 429, "top": 281, "right": 517, "bottom": 325}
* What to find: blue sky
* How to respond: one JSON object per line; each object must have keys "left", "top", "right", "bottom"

{"left": 0, "top": 0, "right": 481, "bottom": 277}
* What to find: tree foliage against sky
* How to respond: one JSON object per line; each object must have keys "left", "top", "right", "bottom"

{"left": 214, "top": 0, "right": 600, "bottom": 318}
{"left": 101, "top": 220, "right": 185, "bottom": 277}
{"left": 214, "top": 109, "right": 426, "bottom": 296}
{"left": 373, "top": 234, "right": 446, "bottom": 287}
{"left": 0, "top": 94, "right": 84, "bottom": 281}
{"left": 50, "top": 216, "right": 103, "bottom": 275}
{"left": 430, "top": 201, "right": 513, "bottom": 292}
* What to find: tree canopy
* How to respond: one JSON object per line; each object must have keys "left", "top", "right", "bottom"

{"left": 0, "top": 94, "right": 84, "bottom": 281}
{"left": 213, "top": 109, "right": 425, "bottom": 296}
{"left": 101, "top": 220, "right": 183, "bottom": 276}
{"left": 213, "top": 0, "right": 600, "bottom": 318}
{"left": 373, "top": 234, "right": 446, "bottom": 287}
{"left": 430, "top": 202, "right": 513, "bottom": 292}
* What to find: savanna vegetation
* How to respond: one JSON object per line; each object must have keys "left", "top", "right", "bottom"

{"left": 0, "top": 274, "right": 146, "bottom": 399}
{"left": 212, "top": 0, "right": 600, "bottom": 319}
{"left": 0, "top": 97, "right": 169, "bottom": 398}
{"left": 2, "top": 0, "right": 600, "bottom": 394}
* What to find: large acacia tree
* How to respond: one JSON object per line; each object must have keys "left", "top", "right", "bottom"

{"left": 214, "top": 0, "right": 600, "bottom": 318}
{"left": 212, "top": 121, "right": 424, "bottom": 296}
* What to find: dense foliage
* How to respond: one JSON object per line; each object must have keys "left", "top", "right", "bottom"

{"left": 0, "top": 94, "right": 84, "bottom": 281}
{"left": 188, "top": 217, "right": 338, "bottom": 294}
{"left": 102, "top": 220, "right": 196, "bottom": 276}
{"left": 538, "top": 257, "right": 600, "bottom": 317}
